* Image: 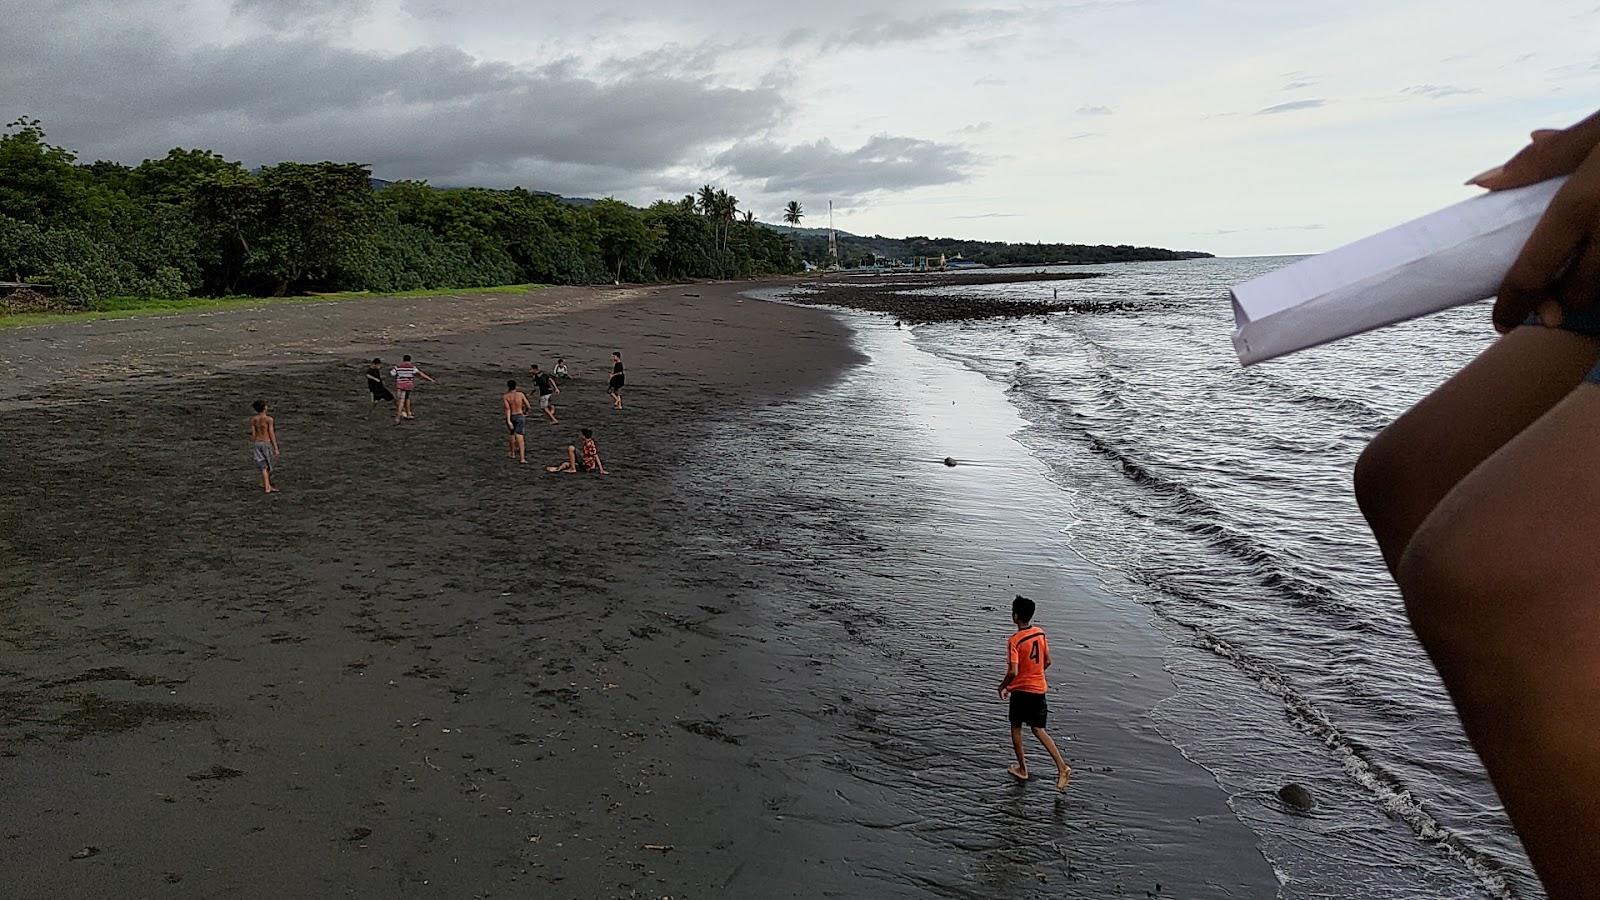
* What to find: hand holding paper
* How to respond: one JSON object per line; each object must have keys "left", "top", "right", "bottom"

{"left": 1228, "top": 178, "right": 1565, "bottom": 365}
{"left": 1230, "top": 110, "right": 1600, "bottom": 365}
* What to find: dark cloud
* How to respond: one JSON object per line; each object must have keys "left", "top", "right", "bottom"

{"left": 1076, "top": 105, "right": 1114, "bottom": 116}
{"left": 1404, "top": 84, "right": 1480, "bottom": 99}
{"left": 1256, "top": 99, "right": 1325, "bottom": 115}
{"left": 0, "top": 19, "right": 786, "bottom": 195}
{"left": 716, "top": 135, "right": 981, "bottom": 201}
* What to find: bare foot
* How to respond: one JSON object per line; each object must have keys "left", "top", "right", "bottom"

{"left": 1008, "top": 764, "right": 1029, "bottom": 782}
{"left": 1056, "top": 767, "right": 1072, "bottom": 792}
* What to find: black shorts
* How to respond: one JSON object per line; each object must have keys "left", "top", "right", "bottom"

{"left": 368, "top": 382, "right": 394, "bottom": 402}
{"left": 1008, "top": 691, "right": 1048, "bottom": 728}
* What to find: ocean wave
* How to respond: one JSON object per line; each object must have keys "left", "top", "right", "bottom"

{"left": 1153, "top": 609, "right": 1518, "bottom": 900}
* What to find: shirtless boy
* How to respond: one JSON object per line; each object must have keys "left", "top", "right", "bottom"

{"left": 503, "top": 379, "right": 530, "bottom": 463}
{"left": 249, "top": 400, "right": 281, "bottom": 494}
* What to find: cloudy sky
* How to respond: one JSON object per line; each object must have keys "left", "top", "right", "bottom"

{"left": 4, "top": 0, "right": 1599, "bottom": 255}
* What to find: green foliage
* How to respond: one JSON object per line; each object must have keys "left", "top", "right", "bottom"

{"left": 0, "top": 119, "right": 801, "bottom": 306}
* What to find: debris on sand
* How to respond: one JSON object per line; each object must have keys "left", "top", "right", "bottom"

{"left": 1277, "top": 783, "right": 1316, "bottom": 812}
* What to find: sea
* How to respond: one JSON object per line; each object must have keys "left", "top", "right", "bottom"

{"left": 757, "top": 257, "right": 1538, "bottom": 898}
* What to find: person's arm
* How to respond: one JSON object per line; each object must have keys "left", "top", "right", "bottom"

{"left": 1043, "top": 645, "right": 1053, "bottom": 671}
{"left": 419, "top": 367, "right": 437, "bottom": 384}
{"left": 998, "top": 640, "right": 1017, "bottom": 699}
{"left": 503, "top": 396, "right": 513, "bottom": 428}
{"left": 1467, "top": 110, "right": 1600, "bottom": 331}
{"left": 268, "top": 419, "right": 280, "bottom": 455}
{"left": 595, "top": 449, "right": 606, "bottom": 475}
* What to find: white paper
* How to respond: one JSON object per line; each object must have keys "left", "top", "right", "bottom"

{"left": 1229, "top": 177, "right": 1567, "bottom": 365}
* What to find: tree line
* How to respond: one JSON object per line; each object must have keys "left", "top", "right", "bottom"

{"left": 0, "top": 119, "right": 799, "bottom": 306}
{"left": 780, "top": 230, "right": 1213, "bottom": 269}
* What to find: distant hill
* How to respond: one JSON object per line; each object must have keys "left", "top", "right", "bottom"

{"left": 369, "top": 176, "right": 598, "bottom": 207}
{"left": 763, "top": 224, "right": 1211, "bottom": 267}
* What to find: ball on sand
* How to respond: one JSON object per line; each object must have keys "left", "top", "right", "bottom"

{"left": 943, "top": 457, "right": 958, "bottom": 467}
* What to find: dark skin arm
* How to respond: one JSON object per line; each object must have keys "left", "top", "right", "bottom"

{"left": 997, "top": 660, "right": 1017, "bottom": 700}
{"left": 1466, "top": 110, "right": 1600, "bottom": 333}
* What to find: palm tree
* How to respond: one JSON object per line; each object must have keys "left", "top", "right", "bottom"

{"left": 784, "top": 201, "right": 803, "bottom": 227}
{"left": 678, "top": 194, "right": 697, "bottom": 215}
{"left": 696, "top": 184, "right": 717, "bottom": 218}
{"left": 741, "top": 210, "right": 755, "bottom": 226}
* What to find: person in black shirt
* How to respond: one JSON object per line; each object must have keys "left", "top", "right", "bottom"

{"left": 607, "top": 351, "right": 625, "bottom": 410}
{"left": 530, "top": 363, "right": 561, "bottom": 424}
{"left": 365, "top": 358, "right": 394, "bottom": 409}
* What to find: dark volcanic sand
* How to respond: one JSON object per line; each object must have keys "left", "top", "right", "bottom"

{"left": 0, "top": 283, "right": 1276, "bottom": 898}
{"left": 789, "top": 272, "right": 1117, "bottom": 324}
{"left": 0, "top": 283, "right": 870, "bottom": 897}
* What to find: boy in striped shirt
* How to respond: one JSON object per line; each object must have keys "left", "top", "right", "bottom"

{"left": 390, "top": 354, "right": 437, "bottom": 425}
{"left": 998, "top": 595, "right": 1072, "bottom": 791}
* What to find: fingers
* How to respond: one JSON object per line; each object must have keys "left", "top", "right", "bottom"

{"left": 1470, "top": 110, "right": 1600, "bottom": 191}
{"left": 1494, "top": 150, "right": 1600, "bottom": 330}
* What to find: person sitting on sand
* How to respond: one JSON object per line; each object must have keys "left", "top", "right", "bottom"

{"left": 997, "top": 595, "right": 1071, "bottom": 791}
{"left": 607, "top": 351, "right": 625, "bottom": 410}
{"left": 391, "top": 354, "right": 437, "bottom": 425}
{"left": 531, "top": 363, "right": 560, "bottom": 424}
{"left": 502, "top": 379, "right": 530, "bottom": 464}
{"left": 365, "top": 357, "right": 394, "bottom": 409}
{"left": 554, "top": 357, "right": 569, "bottom": 381}
{"left": 579, "top": 427, "right": 606, "bottom": 474}
{"left": 545, "top": 445, "right": 578, "bottom": 474}
{"left": 249, "top": 399, "right": 281, "bottom": 494}
{"left": 546, "top": 428, "right": 607, "bottom": 475}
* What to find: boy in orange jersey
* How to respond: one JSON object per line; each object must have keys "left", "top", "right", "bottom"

{"left": 997, "top": 595, "right": 1072, "bottom": 791}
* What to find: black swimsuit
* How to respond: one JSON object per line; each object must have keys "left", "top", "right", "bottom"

{"left": 609, "top": 361, "right": 625, "bottom": 390}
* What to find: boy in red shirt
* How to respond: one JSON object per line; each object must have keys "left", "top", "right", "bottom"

{"left": 998, "top": 595, "right": 1072, "bottom": 790}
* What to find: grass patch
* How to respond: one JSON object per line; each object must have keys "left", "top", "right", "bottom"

{"left": 0, "top": 283, "right": 547, "bottom": 329}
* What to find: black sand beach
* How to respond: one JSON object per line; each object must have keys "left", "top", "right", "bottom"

{"left": 0, "top": 283, "right": 1278, "bottom": 897}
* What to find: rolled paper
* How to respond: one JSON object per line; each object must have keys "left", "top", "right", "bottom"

{"left": 1229, "top": 176, "right": 1568, "bottom": 365}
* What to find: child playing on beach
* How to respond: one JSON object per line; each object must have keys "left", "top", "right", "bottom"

{"left": 554, "top": 357, "right": 569, "bottom": 381}
{"left": 997, "top": 595, "right": 1071, "bottom": 791}
{"left": 249, "top": 400, "right": 281, "bottom": 494}
{"left": 531, "top": 363, "right": 560, "bottom": 424}
{"left": 365, "top": 358, "right": 394, "bottom": 409}
{"left": 607, "top": 351, "right": 625, "bottom": 409}
{"left": 545, "top": 428, "right": 607, "bottom": 474}
{"left": 391, "top": 354, "right": 437, "bottom": 425}
{"left": 503, "top": 379, "right": 530, "bottom": 464}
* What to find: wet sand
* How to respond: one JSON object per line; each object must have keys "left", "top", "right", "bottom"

{"left": 0, "top": 283, "right": 1278, "bottom": 897}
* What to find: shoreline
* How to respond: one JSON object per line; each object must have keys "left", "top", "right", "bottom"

{"left": 0, "top": 282, "right": 1277, "bottom": 897}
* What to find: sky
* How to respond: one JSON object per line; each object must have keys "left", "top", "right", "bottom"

{"left": 3, "top": 0, "right": 1599, "bottom": 255}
